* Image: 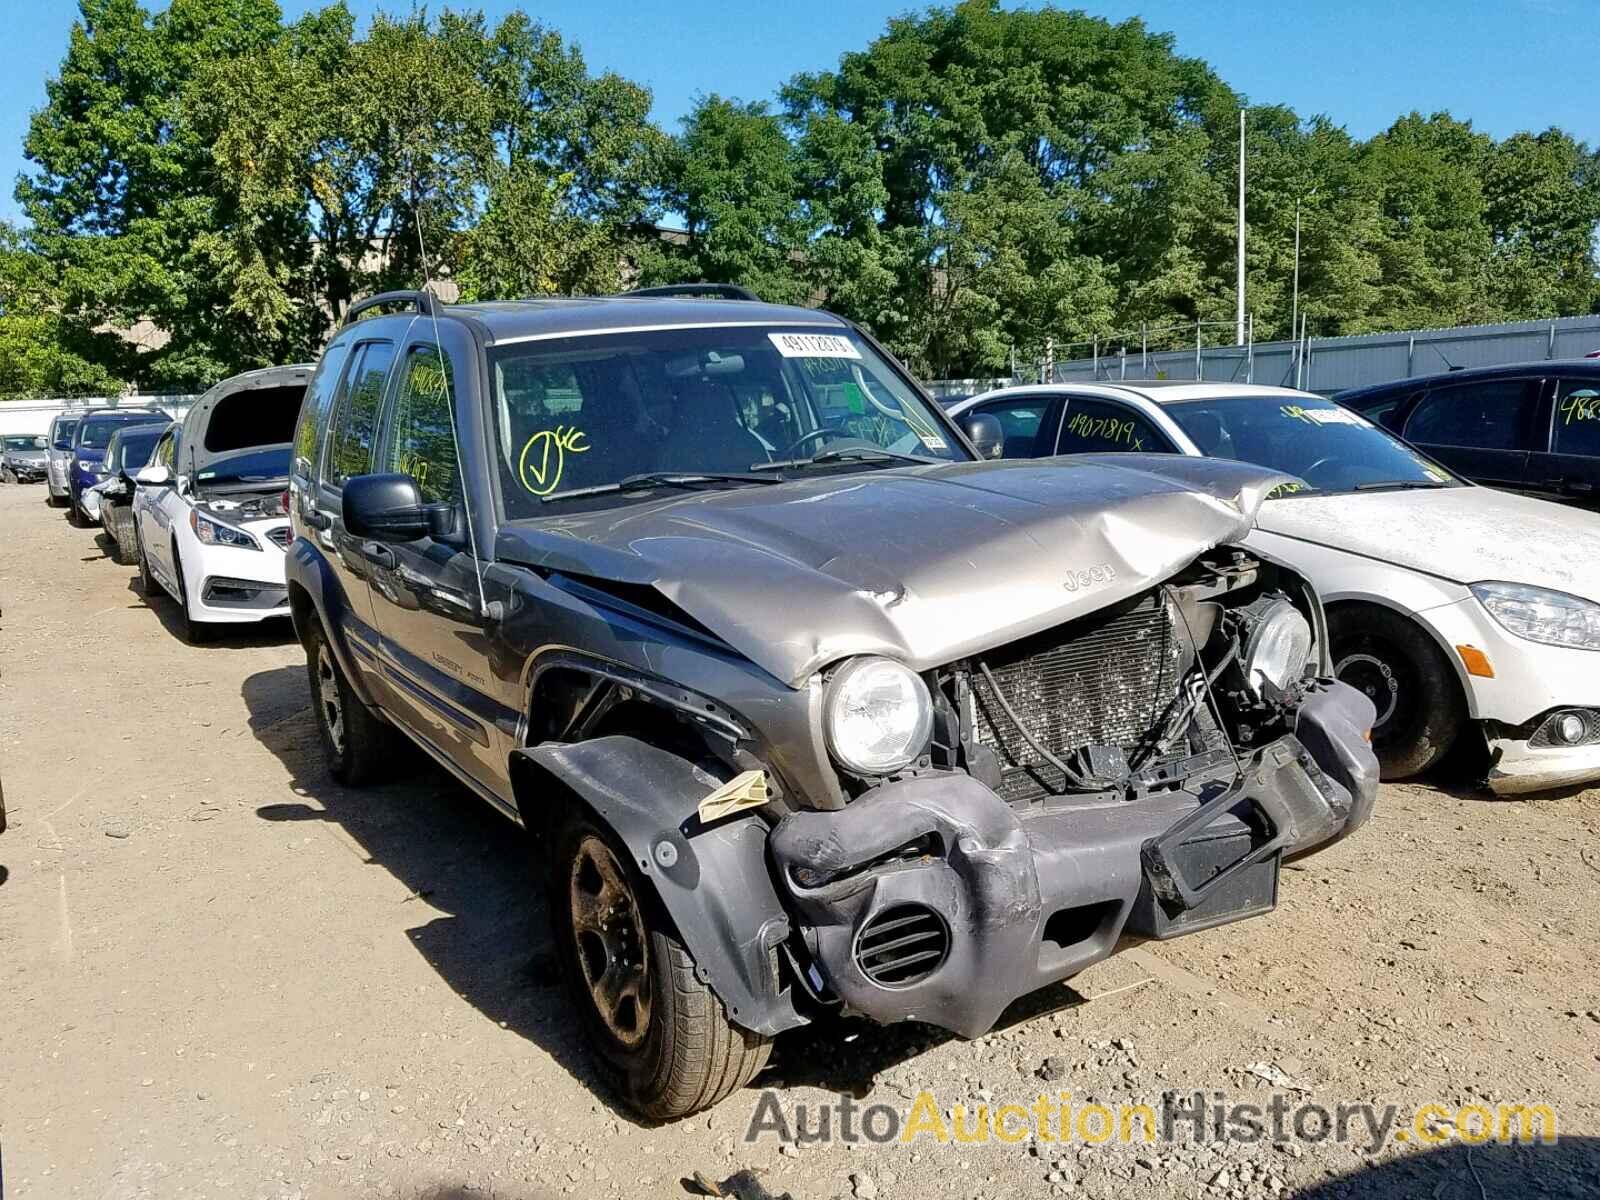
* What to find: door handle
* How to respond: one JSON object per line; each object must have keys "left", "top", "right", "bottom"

{"left": 360, "top": 541, "right": 397, "bottom": 569}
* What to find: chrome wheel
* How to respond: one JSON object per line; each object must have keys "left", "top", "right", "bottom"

{"left": 316, "top": 642, "right": 345, "bottom": 755}
{"left": 568, "top": 834, "right": 652, "bottom": 1049}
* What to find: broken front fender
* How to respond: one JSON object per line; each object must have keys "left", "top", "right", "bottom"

{"left": 510, "top": 736, "right": 805, "bottom": 1037}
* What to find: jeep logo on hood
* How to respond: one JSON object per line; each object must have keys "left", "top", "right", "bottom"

{"left": 1065, "top": 563, "right": 1117, "bottom": 592}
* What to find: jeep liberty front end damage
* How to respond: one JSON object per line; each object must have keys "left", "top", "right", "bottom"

{"left": 286, "top": 293, "right": 1378, "bottom": 1120}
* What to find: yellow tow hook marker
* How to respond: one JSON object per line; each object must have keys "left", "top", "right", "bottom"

{"left": 697, "top": 770, "right": 770, "bottom": 823}
{"left": 1456, "top": 644, "right": 1495, "bottom": 679}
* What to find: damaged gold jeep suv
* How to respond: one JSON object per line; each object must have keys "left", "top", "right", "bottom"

{"left": 285, "top": 286, "right": 1380, "bottom": 1120}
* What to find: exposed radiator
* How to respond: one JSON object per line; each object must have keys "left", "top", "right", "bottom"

{"left": 968, "top": 592, "right": 1183, "bottom": 801}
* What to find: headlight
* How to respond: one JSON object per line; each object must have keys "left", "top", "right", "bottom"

{"left": 80, "top": 458, "right": 105, "bottom": 474}
{"left": 191, "top": 509, "right": 261, "bottom": 551}
{"left": 1242, "top": 600, "right": 1314, "bottom": 695}
{"left": 1471, "top": 581, "right": 1600, "bottom": 651}
{"left": 822, "top": 656, "right": 933, "bottom": 776}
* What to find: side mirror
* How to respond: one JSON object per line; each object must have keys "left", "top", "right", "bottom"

{"left": 343, "top": 473, "right": 428, "bottom": 540}
{"left": 962, "top": 413, "right": 1005, "bottom": 460}
{"left": 134, "top": 464, "right": 170, "bottom": 486}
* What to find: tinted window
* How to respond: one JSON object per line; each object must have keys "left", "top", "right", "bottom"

{"left": 326, "top": 342, "right": 394, "bottom": 487}
{"left": 1405, "top": 379, "right": 1532, "bottom": 450}
{"left": 976, "top": 398, "right": 1053, "bottom": 458}
{"left": 76, "top": 413, "right": 164, "bottom": 450}
{"left": 1057, "top": 398, "right": 1169, "bottom": 454}
{"left": 382, "top": 345, "right": 460, "bottom": 504}
{"left": 294, "top": 342, "right": 350, "bottom": 480}
{"left": 114, "top": 429, "right": 165, "bottom": 469}
{"left": 1553, "top": 380, "right": 1600, "bottom": 457}
{"left": 4, "top": 435, "right": 47, "bottom": 451}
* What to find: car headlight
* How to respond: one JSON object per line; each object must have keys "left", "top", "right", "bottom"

{"left": 1471, "top": 581, "right": 1600, "bottom": 651}
{"left": 79, "top": 458, "right": 105, "bottom": 474}
{"left": 1242, "top": 600, "right": 1314, "bottom": 695}
{"left": 191, "top": 509, "right": 261, "bottom": 551}
{"left": 822, "top": 656, "right": 933, "bottom": 776}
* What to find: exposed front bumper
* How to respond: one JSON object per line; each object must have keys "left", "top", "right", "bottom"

{"left": 769, "top": 681, "right": 1377, "bottom": 1039}
{"left": 184, "top": 528, "right": 291, "bottom": 624}
{"left": 4, "top": 460, "right": 46, "bottom": 481}
{"left": 1485, "top": 734, "right": 1600, "bottom": 795}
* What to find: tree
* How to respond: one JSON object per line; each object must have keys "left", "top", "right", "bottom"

{"left": 0, "top": 220, "right": 122, "bottom": 397}
{"left": 17, "top": 0, "right": 287, "bottom": 388}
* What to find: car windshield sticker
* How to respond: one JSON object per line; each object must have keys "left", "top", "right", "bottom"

{"left": 1560, "top": 389, "right": 1600, "bottom": 424}
{"left": 1268, "top": 480, "right": 1310, "bottom": 497}
{"left": 1280, "top": 404, "right": 1363, "bottom": 427}
{"left": 1063, "top": 410, "right": 1146, "bottom": 450}
{"left": 840, "top": 382, "right": 867, "bottom": 414}
{"left": 768, "top": 332, "right": 861, "bottom": 359}
{"left": 518, "top": 425, "right": 589, "bottom": 496}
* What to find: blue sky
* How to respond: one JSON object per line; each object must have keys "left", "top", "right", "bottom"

{"left": 0, "top": 0, "right": 1590, "bottom": 224}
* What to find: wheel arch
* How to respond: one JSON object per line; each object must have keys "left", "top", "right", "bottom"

{"left": 1323, "top": 595, "right": 1477, "bottom": 721}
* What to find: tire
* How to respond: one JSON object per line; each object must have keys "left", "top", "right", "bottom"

{"left": 171, "top": 545, "right": 213, "bottom": 644}
{"left": 304, "top": 619, "right": 397, "bottom": 786}
{"left": 135, "top": 522, "right": 157, "bottom": 597}
{"left": 1330, "top": 606, "right": 1463, "bottom": 779}
{"left": 66, "top": 491, "right": 84, "bottom": 526}
{"left": 550, "top": 816, "right": 771, "bottom": 1120}
{"left": 108, "top": 507, "right": 137, "bottom": 565}
{"left": 1, "top": 467, "right": 14, "bottom": 484}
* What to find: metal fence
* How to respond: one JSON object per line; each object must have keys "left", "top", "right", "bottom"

{"left": 1043, "top": 314, "right": 1600, "bottom": 394}
{"left": 0, "top": 394, "right": 200, "bottom": 436}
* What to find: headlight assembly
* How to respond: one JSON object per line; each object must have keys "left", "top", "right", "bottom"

{"left": 1242, "top": 599, "right": 1314, "bottom": 695}
{"left": 822, "top": 656, "right": 933, "bottom": 776}
{"left": 191, "top": 509, "right": 261, "bottom": 551}
{"left": 1471, "top": 581, "right": 1600, "bottom": 651}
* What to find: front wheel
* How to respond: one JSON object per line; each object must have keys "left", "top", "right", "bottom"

{"left": 108, "top": 507, "right": 137, "bottom": 564}
{"left": 171, "top": 546, "right": 212, "bottom": 644}
{"left": 550, "top": 818, "right": 771, "bottom": 1120}
{"left": 1330, "top": 606, "right": 1463, "bottom": 779}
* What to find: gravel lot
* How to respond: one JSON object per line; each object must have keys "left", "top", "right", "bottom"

{"left": 2, "top": 480, "right": 1598, "bottom": 1200}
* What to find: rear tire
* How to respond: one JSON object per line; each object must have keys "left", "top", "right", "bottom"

{"left": 1330, "top": 606, "right": 1463, "bottom": 779}
{"left": 135, "top": 523, "right": 157, "bottom": 596}
{"left": 108, "top": 507, "right": 137, "bottom": 564}
{"left": 304, "top": 619, "right": 397, "bottom": 786}
{"left": 549, "top": 816, "right": 771, "bottom": 1120}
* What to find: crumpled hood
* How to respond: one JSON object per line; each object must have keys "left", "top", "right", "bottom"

{"left": 497, "top": 455, "right": 1292, "bottom": 686}
{"left": 1257, "top": 485, "right": 1600, "bottom": 600}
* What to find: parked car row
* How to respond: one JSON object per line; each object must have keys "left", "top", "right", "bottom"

{"left": 27, "top": 291, "right": 1592, "bottom": 1124}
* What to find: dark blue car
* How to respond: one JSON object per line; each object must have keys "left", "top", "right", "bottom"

{"left": 67, "top": 407, "right": 168, "bottom": 525}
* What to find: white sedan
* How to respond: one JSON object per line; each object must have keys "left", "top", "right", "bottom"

{"left": 132, "top": 364, "right": 311, "bottom": 643}
{"left": 950, "top": 382, "right": 1600, "bottom": 794}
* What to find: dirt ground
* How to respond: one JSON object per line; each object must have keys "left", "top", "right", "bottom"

{"left": 2, "top": 480, "right": 1598, "bottom": 1200}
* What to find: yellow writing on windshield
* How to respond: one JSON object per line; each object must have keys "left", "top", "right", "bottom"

{"left": 519, "top": 425, "right": 590, "bottom": 496}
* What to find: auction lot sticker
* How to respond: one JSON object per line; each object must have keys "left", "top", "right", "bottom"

{"left": 769, "top": 332, "right": 861, "bottom": 359}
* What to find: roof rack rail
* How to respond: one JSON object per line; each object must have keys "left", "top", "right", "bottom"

{"left": 621, "top": 283, "right": 762, "bottom": 302}
{"left": 342, "top": 289, "right": 437, "bottom": 328}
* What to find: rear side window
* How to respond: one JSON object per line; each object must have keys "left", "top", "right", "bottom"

{"left": 325, "top": 342, "right": 394, "bottom": 487}
{"left": 293, "top": 342, "right": 351, "bottom": 481}
{"left": 381, "top": 344, "right": 460, "bottom": 504}
{"left": 1405, "top": 379, "right": 1533, "bottom": 450}
{"left": 1057, "top": 398, "right": 1169, "bottom": 454}
{"left": 1553, "top": 380, "right": 1600, "bottom": 457}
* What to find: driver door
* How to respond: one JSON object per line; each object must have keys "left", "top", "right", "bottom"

{"left": 361, "top": 338, "right": 517, "bottom": 810}
{"left": 135, "top": 428, "right": 180, "bottom": 588}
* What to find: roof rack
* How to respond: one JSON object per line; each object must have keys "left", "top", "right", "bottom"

{"left": 621, "top": 283, "right": 762, "bottom": 302}
{"left": 342, "top": 289, "right": 437, "bottom": 328}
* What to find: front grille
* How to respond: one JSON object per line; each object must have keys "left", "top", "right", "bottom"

{"left": 265, "top": 526, "right": 291, "bottom": 549}
{"left": 969, "top": 592, "right": 1182, "bottom": 801}
{"left": 854, "top": 904, "right": 949, "bottom": 988}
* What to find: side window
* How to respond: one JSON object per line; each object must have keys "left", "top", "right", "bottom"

{"left": 1057, "top": 398, "right": 1171, "bottom": 454}
{"left": 1405, "top": 379, "right": 1533, "bottom": 450}
{"left": 293, "top": 341, "right": 351, "bottom": 482}
{"left": 976, "top": 399, "right": 1054, "bottom": 458}
{"left": 1552, "top": 380, "right": 1600, "bottom": 457}
{"left": 325, "top": 341, "right": 395, "bottom": 487}
{"left": 1354, "top": 390, "right": 1414, "bottom": 432}
{"left": 381, "top": 344, "right": 460, "bottom": 504}
{"left": 153, "top": 431, "right": 174, "bottom": 469}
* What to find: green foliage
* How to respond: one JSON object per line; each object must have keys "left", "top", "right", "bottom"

{"left": 12, "top": 0, "right": 1600, "bottom": 385}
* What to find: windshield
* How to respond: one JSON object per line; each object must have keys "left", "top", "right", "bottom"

{"left": 52, "top": 419, "right": 79, "bottom": 450}
{"left": 77, "top": 413, "right": 163, "bottom": 450}
{"left": 196, "top": 446, "right": 290, "bottom": 485}
{"left": 487, "top": 324, "right": 961, "bottom": 516}
{"left": 1165, "top": 395, "right": 1458, "bottom": 495}
{"left": 4, "top": 435, "right": 46, "bottom": 451}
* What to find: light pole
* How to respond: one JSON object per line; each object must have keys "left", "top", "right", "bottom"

{"left": 1235, "top": 109, "right": 1246, "bottom": 346}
